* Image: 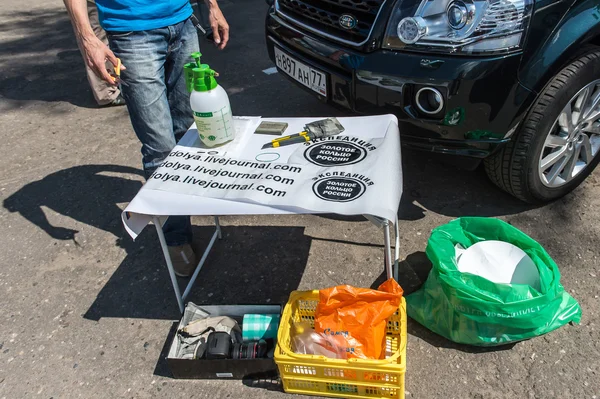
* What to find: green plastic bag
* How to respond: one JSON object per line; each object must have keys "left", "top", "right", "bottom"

{"left": 406, "top": 217, "right": 581, "bottom": 346}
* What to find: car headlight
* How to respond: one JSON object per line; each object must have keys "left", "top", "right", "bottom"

{"left": 383, "top": 0, "right": 533, "bottom": 55}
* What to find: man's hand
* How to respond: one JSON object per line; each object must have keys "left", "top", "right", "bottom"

{"left": 64, "top": 0, "right": 125, "bottom": 84}
{"left": 82, "top": 36, "right": 125, "bottom": 85}
{"left": 206, "top": 0, "right": 229, "bottom": 49}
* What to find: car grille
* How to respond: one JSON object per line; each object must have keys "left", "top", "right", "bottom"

{"left": 276, "top": 0, "right": 385, "bottom": 45}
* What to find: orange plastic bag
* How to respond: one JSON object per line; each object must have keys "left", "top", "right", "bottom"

{"left": 314, "top": 278, "right": 403, "bottom": 359}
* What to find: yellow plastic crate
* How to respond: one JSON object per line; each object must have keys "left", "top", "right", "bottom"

{"left": 275, "top": 290, "right": 407, "bottom": 399}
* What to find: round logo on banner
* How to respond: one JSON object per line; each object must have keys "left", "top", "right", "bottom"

{"left": 312, "top": 177, "right": 366, "bottom": 202}
{"left": 304, "top": 141, "right": 367, "bottom": 167}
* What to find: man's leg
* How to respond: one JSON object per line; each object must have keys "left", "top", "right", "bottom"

{"left": 165, "top": 17, "right": 200, "bottom": 141}
{"left": 108, "top": 28, "right": 193, "bottom": 249}
{"left": 162, "top": 18, "right": 200, "bottom": 250}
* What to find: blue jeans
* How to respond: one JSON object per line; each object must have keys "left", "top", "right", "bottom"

{"left": 108, "top": 18, "right": 197, "bottom": 246}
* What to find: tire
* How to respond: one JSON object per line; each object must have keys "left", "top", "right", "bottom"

{"left": 485, "top": 48, "right": 600, "bottom": 203}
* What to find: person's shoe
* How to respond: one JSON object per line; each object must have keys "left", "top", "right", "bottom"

{"left": 106, "top": 94, "right": 126, "bottom": 107}
{"left": 168, "top": 243, "right": 198, "bottom": 277}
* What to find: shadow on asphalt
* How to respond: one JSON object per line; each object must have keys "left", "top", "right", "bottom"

{"left": 3, "top": 164, "right": 313, "bottom": 320}
{"left": 407, "top": 320, "right": 517, "bottom": 354}
{"left": 3, "top": 164, "right": 144, "bottom": 242}
{"left": 154, "top": 322, "right": 179, "bottom": 377}
{"left": 242, "top": 377, "right": 284, "bottom": 393}
{"left": 0, "top": 9, "right": 98, "bottom": 109}
{"left": 398, "top": 152, "right": 539, "bottom": 222}
{"left": 370, "top": 251, "right": 432, "bottom": 295}
{"left": 80, "top": 223, "right": 312, "bottom": 320}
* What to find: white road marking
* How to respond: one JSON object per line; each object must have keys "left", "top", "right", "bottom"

{"left": 262, "top": 67, "right": 278, "bottom": 75}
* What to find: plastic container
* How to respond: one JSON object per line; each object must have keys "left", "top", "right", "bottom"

{"left": 275, "top": 291, "right": 407, "bottom": 399}
{"left": 185, "top": 52, "right": 234, "bottom": 147}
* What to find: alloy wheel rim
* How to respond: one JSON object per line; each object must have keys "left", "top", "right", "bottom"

{"left": 539, "top": 79, "right": 600, "bottom": 188}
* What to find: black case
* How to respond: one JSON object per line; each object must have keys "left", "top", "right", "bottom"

{"left": 167, "top": 304, "right": 281, "bottom": 379}
{"left": 205, "top": 332, "right": 232, "bottom": 359}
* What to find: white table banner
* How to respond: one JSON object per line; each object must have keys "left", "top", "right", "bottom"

{"left": 122, "top": 115, "right": 402, "bottom": 239}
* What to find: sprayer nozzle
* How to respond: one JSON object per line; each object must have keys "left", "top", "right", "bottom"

{"left": 190, "top": 52, "right": 202, "bottom": 68}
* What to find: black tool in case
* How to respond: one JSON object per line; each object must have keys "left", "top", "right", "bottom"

{"left": 205, "top": 332, "right": 232, "bottom": 360}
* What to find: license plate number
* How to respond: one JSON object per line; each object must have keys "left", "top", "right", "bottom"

{"left": 274, "top": 47, "right": 327, "bottom": 97}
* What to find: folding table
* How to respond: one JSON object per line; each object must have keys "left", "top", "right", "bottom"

{"left": 122, "top": 115, "right": 403, "bottom": 313}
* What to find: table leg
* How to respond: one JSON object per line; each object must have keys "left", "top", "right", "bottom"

{"left": 153, "top": 216, "right": 185, "bottom": 314}
{"left": 214, "top": 216, "right": 222, "bottom": 239}
{"left": 154, "top": 216, "right": 222, "bottom": 314}
{"left": 182, "top": 226, "right": 220, "bottom": 300}
{"left": 394, "top": 215, "right": 400, "bottom": 282}
{"left": 383, "top": 219, "right": 393, "bottom": 280}
{"left": 364, "top": 215, "right": 396, "bottom": 281}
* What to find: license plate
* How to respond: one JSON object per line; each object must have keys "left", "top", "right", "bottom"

{"left": 274, "top": 47, "right": 327, "bottom": 97}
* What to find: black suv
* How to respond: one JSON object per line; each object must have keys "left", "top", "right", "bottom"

{"left": 265, "top": 0, "right": 600, "bottom": 202}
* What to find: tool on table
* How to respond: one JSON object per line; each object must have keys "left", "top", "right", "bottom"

{"left": 261, "top": 117, "right": 345, "bottom": 149}
{"left": 111, "top": 58, "right": 129, "bottom": 86}
{"left": 254, "top": 121, "right": 289, "bottom": 135}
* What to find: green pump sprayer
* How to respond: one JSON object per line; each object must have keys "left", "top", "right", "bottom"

{"left": 184, "top": 52, "right": 234, "bottom": 147}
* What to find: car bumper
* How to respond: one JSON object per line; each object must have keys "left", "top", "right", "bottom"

{"left": 266, "top": 10, "right": 535, "bottom": 158}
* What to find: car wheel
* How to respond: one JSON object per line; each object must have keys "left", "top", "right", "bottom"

{"left": 485, "top": 48, "right": 600, "bottom": 203}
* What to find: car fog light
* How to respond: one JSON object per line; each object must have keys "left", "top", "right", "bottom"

{"left": 416, "top": 87, "right": 444, "bottom": 115}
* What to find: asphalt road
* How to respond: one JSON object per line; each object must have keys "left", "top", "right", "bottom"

{"left": 0, "top": 0, "right": 599, "bottom": 398}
